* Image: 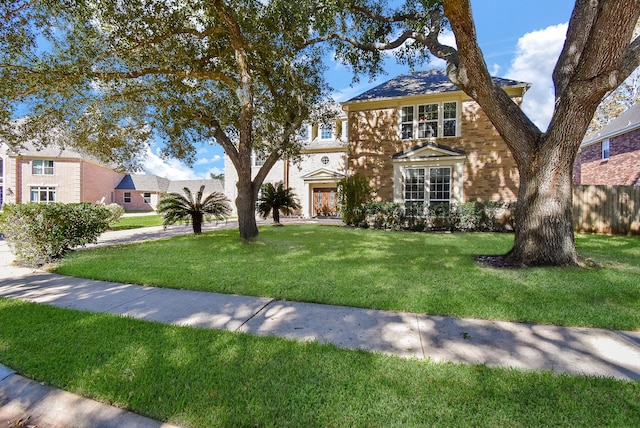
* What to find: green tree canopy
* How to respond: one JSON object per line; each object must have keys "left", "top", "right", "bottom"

{"left": 1, "top": 0, "right": 332, "bottom": 240}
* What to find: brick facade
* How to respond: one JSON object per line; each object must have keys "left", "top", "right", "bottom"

{"left": 573, "top": 128, "right": 640, "bottom": 185}
{"left": 346, "top": 99, "right": 520, "bottom": 203}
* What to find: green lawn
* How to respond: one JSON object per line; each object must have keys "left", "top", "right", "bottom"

{"left": 55, "top": 225, "right": 640, "bottom": 330}
{"left": 108, "top": 214, "right": 164, "bottom": 230}
{"left": 0, "top": 298, "right": 638, "bottom": 427}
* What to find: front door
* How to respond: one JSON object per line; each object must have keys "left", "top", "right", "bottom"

{"left": 313, "top": 188, "right": 337, "bottom": 217}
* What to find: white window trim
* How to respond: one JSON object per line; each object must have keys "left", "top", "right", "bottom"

{"left": 602, "top": 139, "right": 610, "bottom": 160}
{"left": 252, "top": 151, "right": 266, "bottom": 167}
{"left": 124, "top": 192, "right": 132, "bottom": 203}
{"left": 32, "top": 159, "right": 55, "bottom": 175}
{"left": 319, "top": 123, "right": 335, "bottom": 140}
{"left": 298, "top": 124, "right": 311, "bottom": 142}
{"left": 400, "top": 101, "right": 459, "bottom": 140}
{"left": 30, "top": 185, "right": 57, "bottom": 203}
{"left": 402, "top": 166, "right": 452, "bottom": 207}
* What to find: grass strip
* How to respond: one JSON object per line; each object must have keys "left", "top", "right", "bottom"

{"left": 0, "top": 298, "right": 638, "bottom": 427}
{"left": 55, "top": 225, "right": 640, "bottom": 330}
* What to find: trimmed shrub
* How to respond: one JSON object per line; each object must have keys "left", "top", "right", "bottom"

{"left": 358, "top": 200, "right": 517, "bottom": 233}
{"left": 337, "top": 175, "right": 374, "bottom": 226}
{"left": 0, "top": 203, "right": 111, "bottom": 267}
{"left": 105, "top": 203, "right": 125, "bottom": 225}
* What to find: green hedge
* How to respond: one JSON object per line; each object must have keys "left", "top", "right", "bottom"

{"left": 0, "top": 203, "right": 111, "bottom": 266}
{"left": 358, "top": 201, "right": 516, "bottom": 232}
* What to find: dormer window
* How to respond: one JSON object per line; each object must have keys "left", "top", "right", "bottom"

{"left": 320, "top": 123, "right": 334, "bottom": 140}
{"left": 252, "top": 151, "right": 266, "bottom": 167}
{"left": 298, "top": 124, "right": 311, "bottom": 142}
{"left": 401, "top": 101, "right": 458, "bottom": 139}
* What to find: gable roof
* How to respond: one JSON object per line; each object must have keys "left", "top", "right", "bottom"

{"left": 115, "top": 174, "right": 170, "bottom": 192}
{"left": 115, "top": 174, "right": 225, "bottom": 195}
{"left": 582, "top": 102, "right": 640, "bottom": 147}
{"left": 346, "top": 69, "right": 529, "bottom": 103}
{"left": 393, "top": 142, "right": 466, "bottom": 160}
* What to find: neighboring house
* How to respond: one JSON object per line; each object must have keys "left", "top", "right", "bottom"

{"left": 224, "top": 109, "right": 349, "bottom": 218}
{"left": 114, "top": 174, "right": 225, "bottom": 211}
{"left": 342, "top": 69, "right": 529, "bottom": 209}
{"left": 0, "top": 141, "right": 224, "bottom": 211}
{"left": 573, "top": 102, "right": 640, "bottom": 186}
{"left": 0, "top": 141, "right": 125, "bottom": 208}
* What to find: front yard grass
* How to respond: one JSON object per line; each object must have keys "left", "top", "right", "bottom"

{"left": 0, "top": 298, "right": 638, "bottom": 427}
{"left": 55, "top": 224, "right": 640, "bottom": 330}
{"left": 108, "top": 214, "right": 164, "bottom": 230}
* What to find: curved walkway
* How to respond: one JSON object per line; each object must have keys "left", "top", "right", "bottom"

{"left": 1, "top": 219, "right": 639, "bottom": 427}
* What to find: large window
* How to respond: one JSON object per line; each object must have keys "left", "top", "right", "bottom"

{"left": 32, "top": 159, "right": 54, "bottom": 175}
{"left": 401, "top": 102, "right": 458, "bottom": 139}
{"left": 30, "top": 186, "right": 56, "bottom": 203}
{"left": 403, "top": 167, "right": 451, "bottom": 210}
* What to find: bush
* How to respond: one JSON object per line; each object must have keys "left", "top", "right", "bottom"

{"left": 358, "top": 200, "right": 517, "bottom": 233}
{"left": 0, "top": 203, "right": 111, "bottom": 267}
{"left": 104, "top": 203, "right": 125, "bottom": 224}
{"left": 337, "top": 175, "right": 374, "bottom": 226}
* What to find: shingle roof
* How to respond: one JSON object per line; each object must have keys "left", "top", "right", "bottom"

{"left": 115, "top": 174, "right": 170, "bottom": 191}
{"left": 582, "top": 102, "right": 640, "bottom": 147}
{"left": 167, "top": 179, "right": 224, "bottom": 195}
{"left": 346, "top": 69, "right": 528, "bottom": 103}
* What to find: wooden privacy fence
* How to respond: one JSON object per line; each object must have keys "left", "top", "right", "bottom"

{"left": 573, "top": 185, "right": 640, "bottom": 234}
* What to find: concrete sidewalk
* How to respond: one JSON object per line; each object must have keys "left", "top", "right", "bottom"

{"left": 1, "top": 220, "right": 639, "bottom": 427}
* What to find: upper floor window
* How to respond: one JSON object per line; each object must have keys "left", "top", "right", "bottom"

{"left": 320, "top": 123, "right": 335, "bottom": 140}
{"left": 401, "top": 101, "right": 458, "bottom": 140}
{"left": 602, "top": 139, "right": 610, "bottom": 160}
{"left": 298, "top": 125, "right": 311, "bottom": 142}
{"left": 32, "top": 159, "right": 54, "bottom": 175}
{"left": 252, "top": 151, "right": 266, "bottom": 167}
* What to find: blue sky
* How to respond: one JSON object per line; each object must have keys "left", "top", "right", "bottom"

{"left": 144, "top": 1, "right": 576, "bottom": 179}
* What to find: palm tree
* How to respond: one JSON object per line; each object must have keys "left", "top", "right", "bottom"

{"left": 156, "top": 185, "right": 231, "bottom": 234}
{"left": 256, "top": 182, "right": 301, "bottom": 225}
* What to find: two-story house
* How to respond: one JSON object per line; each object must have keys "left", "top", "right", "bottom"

{"left": 1, "top": 141, "right": 225, "bottom": 211}
{"left": 224, "top": 109, "right": 349, "bottom": 218}
{"left": 342, "top": 69, "right": 528, "bottom": 210}
{"left": 0, "top": 141, "right": 125, "bottom": 208}
{"left": 573, "top": 101, "right": 640, "bottom": 186}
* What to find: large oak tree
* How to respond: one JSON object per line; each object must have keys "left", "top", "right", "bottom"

{"left": 318, "top": 0, "right": 640, "bottom": 266}
{"left": 0, "top": 0, "right": 330, "bottom": 240}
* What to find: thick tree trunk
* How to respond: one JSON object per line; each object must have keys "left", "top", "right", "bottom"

{"left": 235, "top": 168, "right": 259, "bottom": 240}
{"left": 506, "top": 138, "right": 578, "bottom": 266}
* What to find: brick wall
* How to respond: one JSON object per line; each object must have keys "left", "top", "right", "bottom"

{"left": 574, "top": 128, "right": 640, "bottom": 185}
{"left": 81, "top": 161, "right": 125, "bottom": 204}
{"left": 347, "top": 100, "right": 520, "bottom": 203}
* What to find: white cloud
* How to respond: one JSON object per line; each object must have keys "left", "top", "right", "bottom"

{"left": 194, "top": 154, "right": 222, "bottom": 166}
{"left": 504, "top": 23, "right": 568, "bottom": 131}
{"left": 141, "top": 145, "right": 206, "bottom": 179}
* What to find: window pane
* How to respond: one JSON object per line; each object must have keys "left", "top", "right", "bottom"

{"left": 32, "top": 160, "right": 42, "bottom": 175}
{"left": 443, "top": 102, "right": 457, "bottom": 137}
{"left": 404, "top": 168, "right": 425, "bottom": 202}
{"left": 320, "top": 124, "right": 334, "bottom": 139}
{"left": 429, "top": 167, "right": 451, "bottom": 204}
{"left": 401, "top": 106, "right": 414, "bottom": 140}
